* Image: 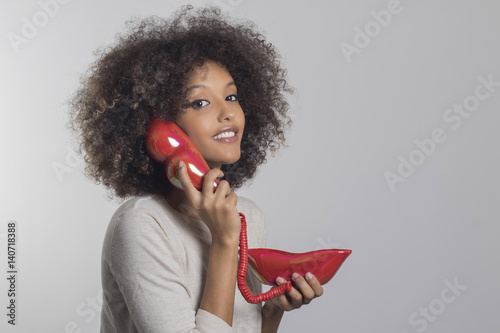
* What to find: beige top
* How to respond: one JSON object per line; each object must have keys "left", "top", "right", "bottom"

{"left": 100, "top": 194, "right": 266, "bottom": 333}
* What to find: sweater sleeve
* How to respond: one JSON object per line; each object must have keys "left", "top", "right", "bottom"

{"left": 104, "top": 208, "right": 233, "bottom": 333}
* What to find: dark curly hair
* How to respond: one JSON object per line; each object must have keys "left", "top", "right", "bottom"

{"left": 68, "top": 5, "right": 293, "bottom": 200}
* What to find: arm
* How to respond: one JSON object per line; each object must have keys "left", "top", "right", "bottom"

{"left": 199, "top": 235, "right": 239, "bottom": 325}
{"left": 261, "top": 302, "right": 284, "bottom": 333}
{"left": 177, "top": 161, "right": 242, "bottom": 326}
{"left": 103, "top": 207, "right": 234, "bottom": 333}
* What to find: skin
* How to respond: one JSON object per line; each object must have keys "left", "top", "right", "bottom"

{"left": 165, "top": 60, "right": 324, "bottom": 331}
{"left": 175, "top": 60, "right": 245, "bottom": 170}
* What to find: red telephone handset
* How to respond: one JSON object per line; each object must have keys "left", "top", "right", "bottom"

{"left": 145, "top": 118, "right": 292, "bottom": 303}
{"left": 145, "top": 119, "right": 219, "bottom": 192}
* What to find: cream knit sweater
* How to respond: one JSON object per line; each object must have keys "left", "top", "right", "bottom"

{"left": 100, "top": 194, "right": 267, "bottom": 333}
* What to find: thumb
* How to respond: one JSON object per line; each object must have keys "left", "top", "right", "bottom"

{"left": 176, "top": 160, "right": 199, "bottom": 200}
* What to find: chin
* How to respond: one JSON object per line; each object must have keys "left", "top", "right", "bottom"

{"left": 227, "top": 154, "right": 242, "bottom": 165}
{"left": 209, "top": 156, "right": 241, "bottom": 169}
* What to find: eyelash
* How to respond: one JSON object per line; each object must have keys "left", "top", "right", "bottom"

{"left": 185, "top": 94, "right": 239, "bottom": 110}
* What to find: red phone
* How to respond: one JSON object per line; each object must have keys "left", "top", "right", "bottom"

{"left": 145, "top": 118, "right": 292, "bottom": 304}
{"left": 145, "top": 119, "right": 219, "bottom": 192}
{"left": 145, "top": 118, "right": 351, "bottom": 303}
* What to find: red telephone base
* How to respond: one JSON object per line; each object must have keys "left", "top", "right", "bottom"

{"left": 237, "top": 213, "right": 351, "bottom": 303}
{"left": 145, "top": 119, "right": 352, "bottom": 304}
{"left": 247, "top": 248, "right": 352, "bottom": 286}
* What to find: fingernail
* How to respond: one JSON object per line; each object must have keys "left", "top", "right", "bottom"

{"left": 178, "top": 161, "right": 184, "bottom": 169}
{"left": 292, "top": 273, "right": 300, "bottom": 279}
{"left": 306, "top": 272, "right": 314, "bottom": 280}
{"left": 276, "top": 277, "right": 285, "bottom": 284}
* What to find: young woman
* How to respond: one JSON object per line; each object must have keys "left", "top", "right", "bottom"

{"left": 69, "top": 6, "right": 323, "bottom": 332}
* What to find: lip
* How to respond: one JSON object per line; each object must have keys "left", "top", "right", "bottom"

{"left": 211, "top": 126, "right": 239, "bottom": 143}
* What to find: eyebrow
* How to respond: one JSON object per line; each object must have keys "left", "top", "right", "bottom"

{"left": 186, "top": 81, "right": 236, "bottom": 92}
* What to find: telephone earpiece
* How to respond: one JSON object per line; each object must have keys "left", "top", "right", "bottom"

{"left": 145, "top": 117, "right": 292, "bottom": 304}
{"left": 145, "top": 119, "right": 218, "bottom": 191}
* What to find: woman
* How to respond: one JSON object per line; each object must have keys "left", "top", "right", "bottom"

{"left": 69, "top": 5, "right": 323, "bottom": 332}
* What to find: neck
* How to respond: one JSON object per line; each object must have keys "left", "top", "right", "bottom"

{"left": 164, "top": 187, "right": 201, "bottom": 220}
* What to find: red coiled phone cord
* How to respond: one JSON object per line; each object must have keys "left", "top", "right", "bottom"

{"left": 237, "top": 212, "right": 292, "bottom": 304}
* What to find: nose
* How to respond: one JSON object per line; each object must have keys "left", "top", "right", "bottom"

{"left": 217, "top": 100, "right": 236, "bottom": 122}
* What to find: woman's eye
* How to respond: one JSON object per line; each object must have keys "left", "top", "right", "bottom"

{"left": 188, "top": 100, "right": 210, "bottom": 109}
{"left": 226, "top": 94, "right": 239, "bottom": 102}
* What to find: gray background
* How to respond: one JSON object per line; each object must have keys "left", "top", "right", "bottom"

{"left": 1, "top": 0, "right": 499, "bottom": 332}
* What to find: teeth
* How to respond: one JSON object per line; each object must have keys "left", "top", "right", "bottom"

{"left": 212, "top": 131, "right": 235, "bottom": 140}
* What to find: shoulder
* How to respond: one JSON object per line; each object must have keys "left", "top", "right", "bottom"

{"left": 101, "top": 195, "right": 190, "bottom": 305}
{"left": 112, "top": 194, "right": 168, "bottom": 220}
{"left": 106, "top": 195, "right": 164, "bottom": 241}
{"left": 102, "top": 194, "right": 185, "bottom": 263}
{"left": 236, "top": 196, "right": 265, "bottom": 221}
{"left": 236, "top": 196, "right": 267, "bottom": 248}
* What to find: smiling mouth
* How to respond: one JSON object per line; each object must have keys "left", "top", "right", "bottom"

{"left": 211, "top": 131, "right": 236, "bottom": 140}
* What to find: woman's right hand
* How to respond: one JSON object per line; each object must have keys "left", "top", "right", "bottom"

{"left": 177, "top": 160, "right": 241, "bottom": 326}
{"left": 176, "top": 160, "right": 241, "bottom": 245}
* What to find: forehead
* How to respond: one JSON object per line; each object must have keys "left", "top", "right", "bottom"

{"left": 186, "top": 60, "right": 232, "bottom": 83}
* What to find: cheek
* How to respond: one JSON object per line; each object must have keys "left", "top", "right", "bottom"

{"left": 176, "top": 116, "right": 205, "bottom": 142}
{"left": 185, "top": 124, "right": 213, "bottom": 152}
{"left": 240, "top": 114, "right": 246, "bottom": 139}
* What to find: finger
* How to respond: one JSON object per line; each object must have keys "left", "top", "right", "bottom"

{"left": 274, "top": 277, "right": 294, "bottom": 311}
{"left": 305, "top": 272, "right": 324, "bottom": 298}
{"left": 284, "top": 279, "right": 304, "bottom": 308}
{"left": 202, "top": 168, "right": 224, "bottom": 195}
{"left": 225, "top": 192, "right": 238, "bottom": 207}
{"left": 176, "top": 161, "right": 199, "bottom": 201}
{"left": 277, "top": 277, "right": 303, "bottom": 310}
{"left": 214, "top": 180, "right": 232, "bottom": 200}
{"left": 291, "top": 273, "right": 315, "bottom": 305}
{"left": 274, "top": 293, "right": 293, "bottom": 312}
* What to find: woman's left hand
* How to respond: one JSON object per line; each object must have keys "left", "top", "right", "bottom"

{"left": 270, "top": 272, "right": 324, "bottom": 311}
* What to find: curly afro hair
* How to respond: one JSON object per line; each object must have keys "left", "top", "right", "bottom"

{"left": 68, "top": 5, "right": 293, "bottom": 200}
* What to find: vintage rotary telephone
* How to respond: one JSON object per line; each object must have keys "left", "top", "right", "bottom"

{"left": 145, "top": 118, "right": 351, "bottom": 304}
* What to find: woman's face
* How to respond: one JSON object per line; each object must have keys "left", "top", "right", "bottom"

{"left": 175, "top": 60, "right": 245, "bottom": 169}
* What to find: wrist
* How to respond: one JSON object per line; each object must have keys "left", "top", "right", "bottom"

{"left": 209, "top": 239, "right": 239, "bottom": 261}
{"left": 211, "top": 232, "right": 240, "bottom": 247}
{"left": 261, "top": 302, "right": 284, "bottom": 333}
{"left": 201, "top": 234, "right": 240, "bottom": 326}
{"left": 262, "top": 301, "right": 284, "bottom": 318}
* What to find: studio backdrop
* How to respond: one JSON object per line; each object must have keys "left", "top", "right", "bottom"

{"left": 1, "top": 0, "right": 499, "bottom": 332}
